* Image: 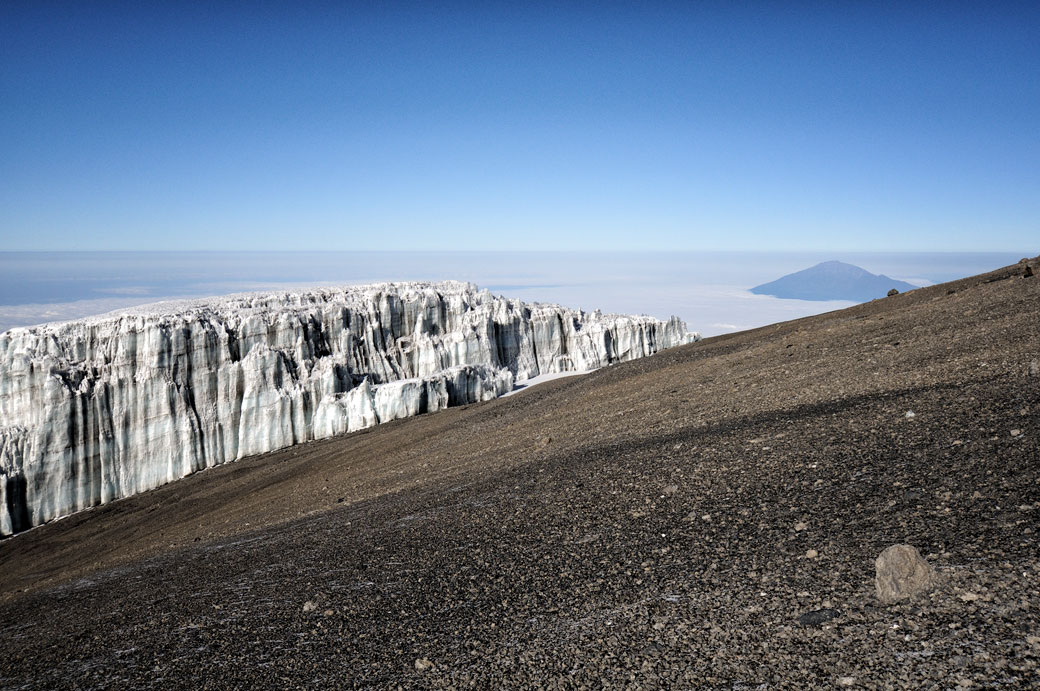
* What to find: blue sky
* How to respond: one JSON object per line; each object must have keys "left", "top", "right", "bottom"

{"left": 1, "top": 2, "right": 1037, "bottom": 252}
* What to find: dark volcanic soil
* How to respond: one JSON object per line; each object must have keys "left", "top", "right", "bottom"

{"left": 1, "top": 259, "right": 1039, "bottom": 689}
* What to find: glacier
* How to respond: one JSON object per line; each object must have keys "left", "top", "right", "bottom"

{"left": 0, "top": 281, "right": 697, "bottom": 535}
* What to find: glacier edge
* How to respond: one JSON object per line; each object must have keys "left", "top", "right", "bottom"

{"left": 0, "top": 281, "right": 698, "bottom": 535}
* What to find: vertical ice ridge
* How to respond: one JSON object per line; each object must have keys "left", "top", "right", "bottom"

{"left": 0, "top": 281, "right": 698, "bottom": 535}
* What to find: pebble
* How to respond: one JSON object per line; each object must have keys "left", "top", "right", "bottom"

{"left": 414, "top": 658, "right": 434, "bottom": 672}
{"left": 1010, "top": 429, "right": 1022, "bottom": 437}
{"left": 302, "top": 600, "right": 317, "bottom": 613}
{"left": 794, "top": 521, "right": 808, "bottom": 531}
{"left": 806, "top": 549, "right": 818, "bottom": 559}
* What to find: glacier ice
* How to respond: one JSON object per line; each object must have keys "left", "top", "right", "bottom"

{"left": 0, "top": 281, "right": 697, "bottom": 535}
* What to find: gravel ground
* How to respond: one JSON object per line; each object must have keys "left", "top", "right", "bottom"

{"left": 1, "top": 258, "right": 1038, "bottom": 689}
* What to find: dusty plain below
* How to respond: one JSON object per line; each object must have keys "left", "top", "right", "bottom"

{"left": 1, "top": 258, "right": 1038, "bottom": 688}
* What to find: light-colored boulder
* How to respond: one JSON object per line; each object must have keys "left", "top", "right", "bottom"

{"left": 875, "top": 544, "right": 938, "bottom": 603}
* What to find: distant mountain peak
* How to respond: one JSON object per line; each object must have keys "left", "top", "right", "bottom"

{"left": 750, "top": 261, "right": 917, "bottom": 302}
{"left": 808, "top": 260, "right": 873, "bottom": 276}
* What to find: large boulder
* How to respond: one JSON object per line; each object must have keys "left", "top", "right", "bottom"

{"left": 875, "top": 544, "right": 937, "bottom": 604}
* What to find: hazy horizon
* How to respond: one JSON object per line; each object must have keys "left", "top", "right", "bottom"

{"left": 0, "top": 250, "right": 1028, "bottom": 338}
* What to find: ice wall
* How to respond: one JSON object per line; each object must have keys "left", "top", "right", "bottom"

{"left": 0, "top": 282, "right": 696, "bottom": 535}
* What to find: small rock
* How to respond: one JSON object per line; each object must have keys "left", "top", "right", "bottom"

{"left": 838, "top": 677, "right": 856, "bottom": 687}
{"left": 323, "top": 609, "right": 335, "bottom": 617}
{"left": 701, "top": 514, "right": 712, "bottom": 522}
{"left": 875, "top": 544, "right": 937, "bottom": 604}
{"left": 959, "top": 592, "right": 980, "bottom": 602}
{"left": 641, "top": 642, "right": 663, "bottom": 655}
{"left": 905, "top": 410, "right": 916, "bottom": 418}
{"left": 1010, "top": 429, "right": 1022, "bottom": 437}
{"left": 414, "top": 658, "right": 434, "bottom": 672}
{"left": 1025, "top": 264, "right": 1034, "bottom": 278}
{"left": 302, "top": 600, "right": 317, "bottom": 613}
{"left": 887, "top": 288, "right": 900, "bottom": 297}
{"left": 1030, "top": 360, "right": 1039, "bottom": 376}
{"left": 663, "top": 484, "right": 679, "bottom": 496}
{"left": 806, "top": 549, "right": 819, "bottom": 559}
{"left": 798, "top": 608, "right": 840, "bottom": 626}
{"left": 794, "top": 521, "right": 808, "bottom": 532}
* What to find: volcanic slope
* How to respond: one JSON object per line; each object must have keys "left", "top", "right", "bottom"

{"left": 1, "top": 259, "right": 1039, "bottom": 689}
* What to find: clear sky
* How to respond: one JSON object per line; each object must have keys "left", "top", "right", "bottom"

{"left": 1, "top": 2, "right": 1037, "bottom": 252}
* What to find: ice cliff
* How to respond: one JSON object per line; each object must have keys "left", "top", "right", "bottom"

{"left": 0, "top": 282, "right": 696, "bottom": 535}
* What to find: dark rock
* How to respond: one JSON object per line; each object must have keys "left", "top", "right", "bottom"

{"left": 798, "top": 608, "right": 840, "bottom": 626}
{"left": 887, "top": 288, "right": 900, "bottom": 297}
{"left": 1024, "top": 264, "right": 1034, "bottom": 278}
